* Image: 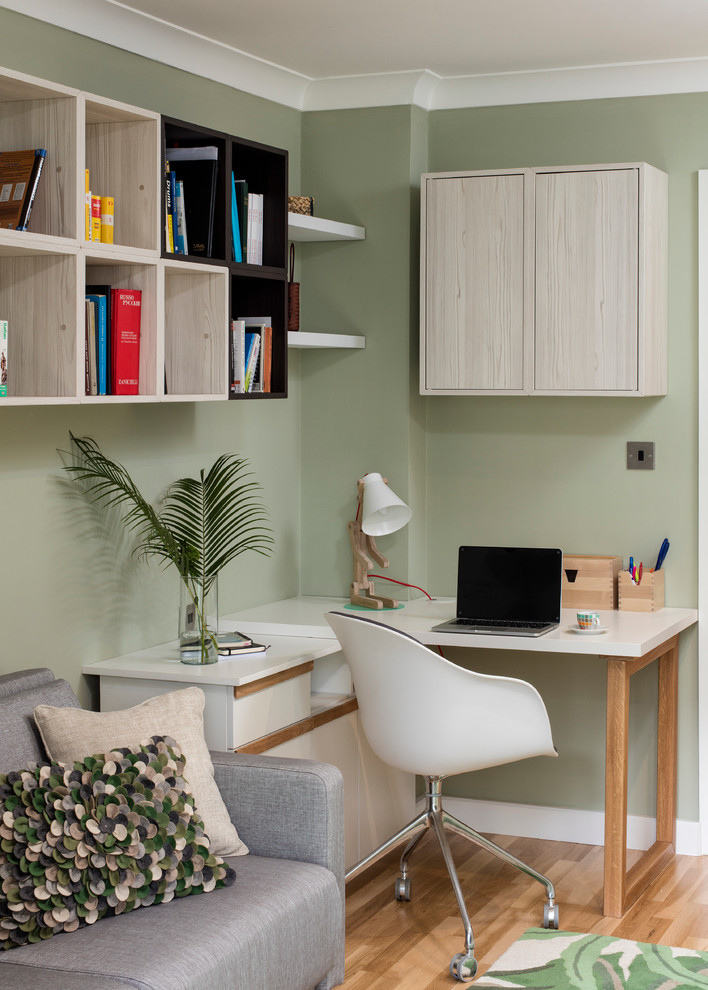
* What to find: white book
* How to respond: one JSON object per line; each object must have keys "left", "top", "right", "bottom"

{"left": 254, "top": 192, "right": 263, "bottom": 265}
{"left": 230, "top": 319, "right": 245, "bottom": 393}
{"left": 246, "top": 192, "right": 263, "bottom": 265}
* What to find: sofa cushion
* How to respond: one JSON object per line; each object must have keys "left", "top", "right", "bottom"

{"left": 0, "top": 669, "right": 54, "bottom": 700}
{"left": 34, "top": 687, "right": 247, "bottom": 857}
{"left": 0, "top": 736, "right": 235, "bottom": 952}
{"left": 0, "top": 854, "right": 342, "bottom": 990}
{"left": 0, "top": 680, "right": 80, "bottom": 775}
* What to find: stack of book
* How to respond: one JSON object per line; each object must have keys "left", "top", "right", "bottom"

{"left": 165, "top": 146, "right": 218, "bottom": 256}
{"left": 217, "top": 631, "right": 267, "bottom": 657}
{"left": 85, "top": 170, "right": 114, "bottom": 244}
{"left": 0, "top": 148, "right": 46, "bottom": 232}
{"left": 230, "top": 318, "right": 272, "bottom": 394}
{"left": 85, "top": 286, "right": 142, "bottom": 396}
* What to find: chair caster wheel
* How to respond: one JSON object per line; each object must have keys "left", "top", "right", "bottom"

{"left": 450, "top": 951, "right": 477, "bottom": 982}
{"left": 543, "top": 902, "right": 559, "bottom": 929}
{"left": 394, "top": 876, "right": 411, "bottom": 901}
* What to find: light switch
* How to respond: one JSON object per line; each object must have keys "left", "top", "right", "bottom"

{"left": 627, "top": 441, "right": 655, "bottom": 470}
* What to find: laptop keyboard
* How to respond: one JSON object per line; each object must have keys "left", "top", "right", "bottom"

{"left": 456, "top": 618, "right": 549, "bottom": 630}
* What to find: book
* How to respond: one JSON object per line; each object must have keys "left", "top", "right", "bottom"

{"left": 85, "top": 300, "right": 97, "bottom": 395}
{"left": 262, "top": 324, "right": 272, "bottom": 393}
{"left": 100, "top": 196, "right": 114, "bottom": 244}
{"left": 86, "top": 292, "right": 108, "bottom": 394}
{"left": 174, "top": 179, "right": 188, "bottom": 254}
{"left": 244, "top": 330, "right": 261, "bottom": 392}
{"left": 110, "top": 287, "right": 141, "bottom": 394}
{"left": 218, "top": 640, "right": 268, "bottom": 657}
{"left": 16, "top": 149, "right": 46, "bottom": 232}
{"left": 168, "top": 170, "right": 180, "bottom": 252}
{"left": 164, "top": 162, "right": 175, "bottom": 252}
{"left": 230, "top": 318, "right": 245, "bottom": 394}
{"left": 91, "top": 195, "right": 101, "bottom": 242}
{"left": 246, "top": 192, "right": 263, "bottom": 264}
{"left": 233, "top": 179, "right": 248, "bottom": 260}
{"left": 86, "top": 283, "right": 112, "bottom": 392}
{"left": 217, "top": 631, "right": 252, "bottom": 649}
{"left": 230, "top": 172, "right": 242, "bottom": 263}
{"left": 85, "top": 169, "right": 91, "bottom": 241}
{"left": 0, "top": 148, "right": 45, "bottom": 230}
{"left": 0, "top": 319, "right": 7, "bottom": 396}
{"left": 166, "top": 146, "right": 218, "bottom": 256}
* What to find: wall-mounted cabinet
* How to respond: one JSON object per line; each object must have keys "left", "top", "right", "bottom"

{"left": 420, "top": 163, "right": 668, "bottom": 397}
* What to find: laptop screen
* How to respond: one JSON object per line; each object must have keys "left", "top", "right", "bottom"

{"left": 456, "top": 546, "right": 562, "bottom": 623}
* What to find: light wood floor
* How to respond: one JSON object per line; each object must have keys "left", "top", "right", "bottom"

{"left": 342, "top": 832, "right": 708, "bottom": 988}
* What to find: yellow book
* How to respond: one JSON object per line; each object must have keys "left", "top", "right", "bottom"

{"left": 100, "top": 195, "right": 114, "bottom": 244}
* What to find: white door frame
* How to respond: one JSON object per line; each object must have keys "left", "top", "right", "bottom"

{"left": 697, "top": 170, "right": 708, "bottom": 853}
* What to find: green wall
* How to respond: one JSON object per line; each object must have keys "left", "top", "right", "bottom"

{"left": 0, "top": 10, "right": 303, "bottom": 708}
{"left": 297, "top": 96, "right": 702, "bottom": 822}
{"left": 424, "top": 97, "right": 701, "bottom": 819}
{"left": 0, "top": 7, "right": 702, "bottom": 824}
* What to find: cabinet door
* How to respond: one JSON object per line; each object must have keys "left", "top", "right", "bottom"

{"left": 422, "top": 173, "right": 526, "bottom": 392}
{"left": 534, "top": 168, "right": 639, "bottom": 392}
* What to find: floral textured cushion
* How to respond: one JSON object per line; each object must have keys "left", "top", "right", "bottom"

{"left": 0, "top": 736, "right": 235, "bottom": 950}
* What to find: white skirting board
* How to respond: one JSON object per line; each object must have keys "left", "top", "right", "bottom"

{"left": 417, "top": 795, "right": 703, "bottom": 857}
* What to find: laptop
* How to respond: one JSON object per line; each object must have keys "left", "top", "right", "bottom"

{"left": 432, "top": 546, "right": 563, "bottom": 637}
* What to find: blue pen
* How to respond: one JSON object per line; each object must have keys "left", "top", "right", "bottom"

{"left": 655, "top": 539, "right": 669, "bottom": 571}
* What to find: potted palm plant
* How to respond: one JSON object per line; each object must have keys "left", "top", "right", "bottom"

{"left": 62, "top": 434, "right": 273, "bottom": 663}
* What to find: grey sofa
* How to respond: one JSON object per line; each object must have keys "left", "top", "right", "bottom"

{"left": 0, "top": 668, "right": 345, "bottom": 990}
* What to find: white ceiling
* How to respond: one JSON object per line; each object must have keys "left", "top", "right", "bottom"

{"left": 7, "top": 0, "right": 708, "bottom": 109}
{"left": 110, "top": 0, "right": 708, "bottom": 80}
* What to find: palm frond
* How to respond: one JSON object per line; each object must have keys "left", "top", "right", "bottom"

{"left": 61, "top": 435, "right": 273, "bottom": 582}
{"left": 159, "top": 453, "right": 273, "bottom": 581}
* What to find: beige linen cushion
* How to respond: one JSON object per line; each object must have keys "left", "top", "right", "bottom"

{"left": 33, "top": 686, "right": 248, "bottom": 857}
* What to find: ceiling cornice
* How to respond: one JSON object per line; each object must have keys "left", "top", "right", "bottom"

{"left": 4, "top": 0, "right": 708, "bottom": 112}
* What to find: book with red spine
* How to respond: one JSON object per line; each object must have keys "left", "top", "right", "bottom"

{"left": 110, "top": 288, "right": 141, "bottom": 394}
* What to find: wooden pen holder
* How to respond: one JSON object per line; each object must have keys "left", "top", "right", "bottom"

{"left": 618, "top": 569, "right": 665, "bottom": 612}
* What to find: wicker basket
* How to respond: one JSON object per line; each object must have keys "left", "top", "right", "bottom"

{"left": 288, "top": 196, "right": 314, "bottom": 216}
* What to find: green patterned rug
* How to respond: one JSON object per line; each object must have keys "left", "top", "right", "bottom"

{"left": 474, "top": 928, "right": 708, "bottom": 988}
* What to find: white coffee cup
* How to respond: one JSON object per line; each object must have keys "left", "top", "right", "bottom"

{"left": 577, "top": 610, "right": 601, "bottom": 630}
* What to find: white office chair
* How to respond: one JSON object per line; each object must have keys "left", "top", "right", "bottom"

{"left": 326, "top": 610, "right": 559, "bottom": 983}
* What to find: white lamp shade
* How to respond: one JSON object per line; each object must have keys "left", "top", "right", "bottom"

{"left": 360, "top": 472, "right": 412, "bottom": 536}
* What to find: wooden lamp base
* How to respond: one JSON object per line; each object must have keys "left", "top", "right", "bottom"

{"left": 347, "top": 518, "right": 398, "bottom": 609}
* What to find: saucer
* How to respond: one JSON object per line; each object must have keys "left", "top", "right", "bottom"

{"left": 568, "top": 624, "right": 609, "bottom": 635}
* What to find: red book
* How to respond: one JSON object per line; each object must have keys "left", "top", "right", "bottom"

{"left": 110, "top": 288, "right": 141, "bottom": 394}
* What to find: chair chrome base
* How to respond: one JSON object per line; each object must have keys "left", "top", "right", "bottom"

{"left": 345, "top": 776, "right": 559, "bottom": 982}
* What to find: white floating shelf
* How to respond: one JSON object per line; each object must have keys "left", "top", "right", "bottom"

{"left": 288, "top": 332, "right": 365, "bottom": 349}
{"left": 287, "top": 214, "right": 366, "bottom": 242}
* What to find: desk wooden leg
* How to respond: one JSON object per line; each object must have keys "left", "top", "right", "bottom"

{"left": 602, "top": 636, "right": 679, "bottom": 917}
{"left": 604, "top": 658, "right": 630, "bottom": 917}
{"left": 656, "top": 639, "right": 679, "bottom": 846}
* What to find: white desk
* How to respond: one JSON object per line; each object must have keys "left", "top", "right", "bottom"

{"left": 82, "top": 622, "right": 415, "bottom": 870}
{"left": 83, "top": 596, "right": 697, "bottom": 915}
{"left": 220, "top": 595, "right": 698, "bottom": 917}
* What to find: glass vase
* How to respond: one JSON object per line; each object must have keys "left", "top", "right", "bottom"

{"left": 178, "top": 573, "right": 219, "bottom": 664}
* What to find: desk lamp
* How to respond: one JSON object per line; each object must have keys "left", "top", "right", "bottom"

{"left": 347, "top": 473, "right": 411, "bottom": 609}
